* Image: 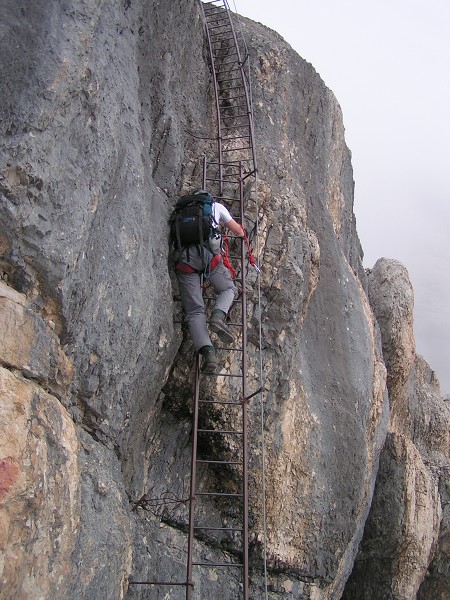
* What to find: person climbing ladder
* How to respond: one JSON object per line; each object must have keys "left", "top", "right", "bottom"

{"left": 170, "top": 189, "right": 245, "bottom": 372}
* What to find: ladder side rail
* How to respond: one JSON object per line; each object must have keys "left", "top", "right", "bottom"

{"left": 228, "top": 3, "right": 255, "bottom": 117}
{"left": 186, "top": 356, "right": 202, "bottom": 600}
{"left": 239, "top": 64, "right": 257, "bottom": 176}
{"left": 239, "top": 163, "right": 249, "bottom": 599}
{"left": 201, "top": 3, "right": 225, "bottom": 193}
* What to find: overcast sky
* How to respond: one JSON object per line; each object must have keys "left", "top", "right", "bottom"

{"left": 231, "top": 0, "right": 450, "bottom": 395}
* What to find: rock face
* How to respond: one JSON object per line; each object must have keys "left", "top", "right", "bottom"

{"left": 0, "top": 2, "right": 448, "bottom": 599}
{"left": 342, "top": 260, "right": 449, "bottom": 599}
{"left": 0, "top": 283, "right": 131, "bottom": 599}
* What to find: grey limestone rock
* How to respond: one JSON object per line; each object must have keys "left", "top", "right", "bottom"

{"left": 0, "top": 2, "right": 447, "bottom": 600}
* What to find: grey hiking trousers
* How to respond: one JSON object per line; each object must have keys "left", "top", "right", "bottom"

{"left": 176, "top": 261, "right": 237, "bottom": 350}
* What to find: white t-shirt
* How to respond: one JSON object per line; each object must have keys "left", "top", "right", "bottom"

{"left": 213, "top": 202, "right": 233, "bottom": 228}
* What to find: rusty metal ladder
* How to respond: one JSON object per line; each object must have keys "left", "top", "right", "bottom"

{"left": 184, "top": 161, "right": 251, "bottom": 600}
{"left": 185, "top": 2, "right": 258, "bottom": 598}
{"left": 201, "top": 0, "right": 257, "bottom": 181}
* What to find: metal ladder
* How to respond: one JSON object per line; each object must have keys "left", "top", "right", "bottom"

{"left": 185, "top": 160, "right": 250, "bottom": 600}
{"left": 185, "top": 3, "right": 258, "bottom": 598}
{"left": 200, "top": 0, "right": 257, "bottom": 181}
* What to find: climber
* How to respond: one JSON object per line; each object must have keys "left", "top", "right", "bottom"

{"left": 171, "top": 190, "right": 245, "bottom": 373}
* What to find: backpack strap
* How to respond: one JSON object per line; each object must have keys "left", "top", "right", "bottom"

{"left": 198, "top": 205, "right": 204, "bottom": 265}
{"left": 175, "top": 216, "right": 184, "bottom": 261}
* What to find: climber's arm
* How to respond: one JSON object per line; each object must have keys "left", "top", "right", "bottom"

{"left": 225, "top": 218, "right": 245, "bottom": 238}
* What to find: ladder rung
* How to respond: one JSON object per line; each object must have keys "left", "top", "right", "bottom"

{"left": 212, "top": 196, "right": 239, "bottom": 203}
{"left": 216, "top": 346, "right": 244, "bottom": 352}
{"left": 205, "top": 12, "right": 228, "bottom": 20}
{"left": 205, "top": 176, "right": 239, "bottom": 183}
{"left": 202, "top": 295, "right": 240, "bottom": 301}
{"left": 221, "top": 124, "right": 249, "bottom": 130}
{"left": 210, "top": 32, "right": 233, "bottom": 40}
{"left": 214, "top": 345, "right": 243, "bottom": 352}
{"left": 207, "top": 160, "right": 241, "bottom": 167}
{"left": 128, "top": 580, "right": 190, "bottom": 587}
{"left": 220, "top": 104, "right": 247, "bottom": 110}
{"left": 210, "top": 35, "right": 235, "bottom": 42}
{"left": 209, "top": 27, "right": 232, "bottom": 34}
{"left": 218, "top": 77, "right": 243, "bottom": 84}
{"left": 207, "top": 23, "right": 230, "bottom": 30}
{"left": 222, "top": 134, "right": 251, "bottom": 141}
{"left": 219, "top": 104, "right": 248, "bottom": 112}
{"left": 206, "top": 15, "right": 229, "bottom": 21}
{"left": 218, "top": 72, "right": 241, "bottom": 81}
{"left": 219, "top": 84, "right": 244, "bottom": 91}
{"left": 196, "top": 459, "right": 243, "bottom": 465}
{"left": 194, "top": 526, "right": 243, "bottom": 532}
{"left": 222, "top": 146, "right": 253, "bottom": 152}
{"left": 207, "top": 23, "right": 229, "bottom": 30}
{"left": 212, "top": 50, "right": 236, "bottom": 57}
{"left": 198, "top": 429, "right": 243, "bottom": 435}
{"left": 199, "top": 399, "right": 242, "bottom": 405}
{"left": 202, "top": 372, "right": 243, "bottom": 378}
{"left": 196, "top": 492, "right": 243, "bottom": 497}
{"left": 222, "top": 114, "right": 249, "bottom": 120}
{"left": 206, "top": 167, "right": 240, "bottom": 174}
{"left": 210, "top": 166, "right": 243, "bottom": 173}
{"left": 217, "top": 73, "right": 242, "bottom": 85}
{"left": 193, "top": 562, "right": 243, "bottom": 568}
{"left": 218, "top": 65, "right": 240, "bottom": 74}
{"left": 217, "top": 69, "right": 241, "bottom": 76}
{"left": 206, "top": 12, "right": 228, "bottom": 18}
{"left": 206, "top": 319, "right": 242, "bottom": 327}
{"left": 210, "top": 193, "right": 239, "bottom": 198}
{"left": 220, "top": 94, "right": 246, "bottom": 101}
{"left": 219, "top": 55, "right": 239, "bottom": 64}
{"left": 217, "top": 158, "right": 254, "bottom": 163}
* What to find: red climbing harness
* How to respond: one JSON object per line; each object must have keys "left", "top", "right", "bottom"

{"left": 243, "top": 229, "right": 260, "bottom": 273}
{"left": 221, "top": 229, "right": 259, "bottom": 279}
{"left": 175, "top": 253, "right": 221, "bottom": 274}
{"left": 221, "top": 232, "right": 237, "bottom": 279}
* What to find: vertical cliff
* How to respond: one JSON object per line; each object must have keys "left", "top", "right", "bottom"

{"left": 0, "top": 1, "right": 448, "bottom": 599}
{"left": 343, "top": 260, "right": 449, "bottom": 600}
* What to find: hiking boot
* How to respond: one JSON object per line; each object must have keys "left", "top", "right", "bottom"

{"left": 200, "top": 346, "right": 219, "bottom": 374}
{"left": 209, "top": 310, "right": 235, "bottom": 344}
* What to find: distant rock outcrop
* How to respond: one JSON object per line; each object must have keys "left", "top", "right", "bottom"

{"left": 343, "top": 259, "right": 449, "bottom": 599}
{"left": 0, "top": 1, "right": 448, "bottom": 599}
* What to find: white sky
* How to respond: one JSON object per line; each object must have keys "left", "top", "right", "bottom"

{"left": 231, "top": 0, "right": 450, "bottom": 395}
